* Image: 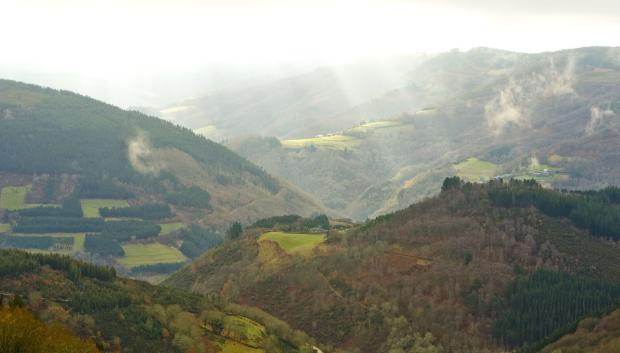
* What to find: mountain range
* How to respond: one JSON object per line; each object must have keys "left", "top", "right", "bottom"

{"left": 222, "top": 47, "right": 620, "bottom": 220}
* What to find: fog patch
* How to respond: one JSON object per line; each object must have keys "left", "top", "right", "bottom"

{"left": 485, "top": 57, "right": 577, "bottom": 134}
{"left": 586, "top": 106, "right": 615, "bottom": 135}
{"left": 127, "top": 133, "right": 166, "bottom": 175}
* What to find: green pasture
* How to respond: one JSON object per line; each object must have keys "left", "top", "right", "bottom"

{"left": 0, "top": 185, "right": 52, "bottom": 210}
{"left": 260, "top": 231, "right": 325, "bottom": 255}
{"left": 453, "top": 158, "right": 498, "bottom": 182}
{"left": 281, "top": 134, "right": 361, "bottom": 150}
{"left": 348, "top": 120, "right": 403, "bottom": 134}
{"left": 159, "top": 222, "right": 186, "bottom": 235}
{"left": 80, "top": 199, "right": 129, "bottom": 218}
{"left": 118, "top": 243, "right": 187, "bottom": 267}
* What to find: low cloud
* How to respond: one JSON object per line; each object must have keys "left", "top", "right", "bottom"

{"left": 586, "top": 106, "right": 615, "bottom": 135}
{"left": 127, "top": 133, "right": 166, "bottom": 175}
{"left": 485, "top": 56, "right": 577, "bottom": 133}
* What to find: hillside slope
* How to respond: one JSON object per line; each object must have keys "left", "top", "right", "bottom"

{"left": 0, "top": 79, "right": 325, "bottom": 224}
{"left": 0, "top": 249, "right": 322, "bottom": 353}
{"left": 228, "top": 47, "right": 620, "bottom": 220}
{"left": 167, "top": 180, "right": 620, "bottom": 353}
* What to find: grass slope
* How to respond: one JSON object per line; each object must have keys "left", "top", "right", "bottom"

{"left": 159, "top": 222, "right": 186, "bottom": 235}
{"left": 80, "top": 199, "right": 129, "bottom": 218}
{"left": 119, "top": 243, "right": 187, "bottom": 267}
{"left": 453, "top": 158, "right": 498, "bottom": 182}
{"left": 260, "top": 231, "right": 325, "bottom": 254}
{"left": 0, "top": 185, "right": 49, "bottom": 210}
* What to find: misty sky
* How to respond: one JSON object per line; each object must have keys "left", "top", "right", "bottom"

{"left": 1, "top": 0, "right": 619, "bottom": 107}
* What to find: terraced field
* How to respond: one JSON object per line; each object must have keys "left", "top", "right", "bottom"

{"left": 260, "top": 231, "right": 325, "bottom": 255}
{"left": 80, "top": 199, "right": 129, "bottom": 218}
{"left": 119, "top": 243, "right": 187, "bottom": 267}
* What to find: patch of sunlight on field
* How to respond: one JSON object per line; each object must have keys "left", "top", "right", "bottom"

{"left": 260, "top": 232, "right": 325, "bottom": 255}
{"left": 0, "top": 185, "right": 54, "bottom": 211}
{"left": 119, "top": 243, "right": 186, "bottom": 267}
{"left": 159, "top": 222, "right": 186, "bottom": 235}
{"left": 454, "top": 158, "right": 498, "bottom": 182}
{"left": 348, "top": 120, "right": 403, "bottom": 134}
{"left": 80, "top": 199, "right": 129, "bottom": 218}
{"left": 224, "top": 315, "right": 266, "bottom": 347}
{"left": 218, "top": 340, "right": 264, "bottom": 353}
{"left": 0, "top": 224, "right": 10, "bottom": 233}
{"left": 281, "top": 134, "right": 361, "bottom": 150}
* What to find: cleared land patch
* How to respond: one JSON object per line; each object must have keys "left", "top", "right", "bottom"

{"left": 454, "top": 158, "right": 498, "bottom": 182}
{"left": 119, "top": 243, "right": 187, "bottom": 267}
{"left": 222, "top": 315, "right": 266, "bottom": 348}
{"left": 347, "top": 120, "right": 404, "bottom": 134}
{"left": 0, "top": 185, "right": 51, "bottom": 210}
{"left": 0, "top": 224, "right": 10, "bottom": 233}
{"left": 260, "top": 231, "right": 325, "bottom": 255}
{"left": 281, "top": 134, "right": 361, "bottom": 150}
{"left": 80, "top": 199, "right": 129, "bottom": 218}
{"left": 159, "top": 222, "right": 186, "bottom": 235}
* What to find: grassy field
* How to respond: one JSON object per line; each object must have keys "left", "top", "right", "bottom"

{"left": 159, "top": 222, "right": 186, "bottom": 235}
{"left": 454, "top": 158, "right": 498, "bottom": 182}
{"left": 118, "top": 243, "right": 187, "bottom": 267}
{"left": 80, "top": 199, "right": 129, "bottom": 218}
{"left": 281, "top": 134, "right": 361, "bottom": 150}
{"left": 0, "top": 185, "right": 51, "bottom": 211}
{"left": 223, "top": 315, "right": 266, "bottom": 348}
{"left": 0, "top": 224, "right": 10, "bottom": 233}
{"left": 347, "top": 120, "right": 403, "bottom": 134}
{"left": 260, "top": 231, "right": 325, "bottom": 255}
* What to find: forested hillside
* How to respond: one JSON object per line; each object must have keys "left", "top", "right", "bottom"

{"left": 0, "top": 79, "right": 324, "bottom": 224}
{"left": 0, "top": 249, "right": 323, "bottom": 353}
{"left": 0, "top": 79, "right": 326, "bottom": 279}
{"left": 167, "top": 179, "right": 620, "bottom": 353}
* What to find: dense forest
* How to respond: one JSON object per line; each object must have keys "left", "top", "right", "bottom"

{"left": 494, "top": 270, "right": 620, "bottom": 352}
{"left": 489, "top": 179, "right": 620, "bottom": 240}
{"left": 0, "top": 80, "right": 279, "bottom": 194}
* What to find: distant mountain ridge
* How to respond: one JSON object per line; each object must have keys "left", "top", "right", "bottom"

{"left": 225, "top": 47, "right": 620, "bottom": 220}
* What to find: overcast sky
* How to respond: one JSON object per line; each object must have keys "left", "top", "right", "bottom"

{"left": 1, "top": 0, "right": 619, "bottom": 106}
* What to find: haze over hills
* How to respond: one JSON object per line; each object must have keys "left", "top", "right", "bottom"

{"left": 225, "top": 47, "right": 620, "bottom": 220}
{"left": 160, "top": 56, "right": 429, "bottom": 139}
{"left": 3, "top": 1, "right": 620, "bottom": 353}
